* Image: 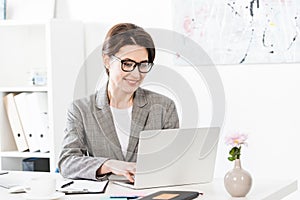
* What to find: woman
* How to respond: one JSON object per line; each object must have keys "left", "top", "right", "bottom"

{"left": 58, "top": 23, "right": 179, "bottom": 182}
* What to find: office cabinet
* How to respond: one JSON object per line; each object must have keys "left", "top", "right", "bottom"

{"left": 0, "top": 19, "right": 85, "bottom": 172}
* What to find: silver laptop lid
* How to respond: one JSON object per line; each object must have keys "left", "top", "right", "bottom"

{"left": 132, "top": 127, "right": 220, "bottom": 189}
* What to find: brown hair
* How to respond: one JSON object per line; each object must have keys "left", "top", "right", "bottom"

{"left": 102, "top": 23, "right": 155, "bottom": 75}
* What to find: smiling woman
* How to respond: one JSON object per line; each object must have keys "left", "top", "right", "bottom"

{"left": 58, "top": 23, "right": 179, "bottom": 182}
{"left": 105, "top": 45, "right": 150, "bottom": 101}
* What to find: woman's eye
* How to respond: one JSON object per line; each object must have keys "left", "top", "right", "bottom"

{"left": 123, "top": 62, "right": 134, "bottom": 67}
{"left": 139, "top": 63, "right": 148, "bottom": 68}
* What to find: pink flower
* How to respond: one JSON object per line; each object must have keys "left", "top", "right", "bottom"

{"left": 225, "top": 132, "right": 248, "bottom": 147}
{"left": 225, "top": 132, "right": 249, "bottom": 161}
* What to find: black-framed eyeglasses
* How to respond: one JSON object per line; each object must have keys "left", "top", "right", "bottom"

{"left": 111, "top": 55, "right": 154, "bottom": 73}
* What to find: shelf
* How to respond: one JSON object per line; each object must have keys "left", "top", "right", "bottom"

{"left": 0, "top": 19, "right": 85, "bottom": 173}
{"left": 0, "top": 86, "right": 48, "bottom": 92}
{"left": 0, "top": 151, "right": 51, "bottom": 158}
{"left": 0, "top": 20, "right": 49, "bottom": 27}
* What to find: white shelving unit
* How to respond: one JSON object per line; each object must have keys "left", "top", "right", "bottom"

{"left": 0, "top": 19, "right": 86, "bottom": 172}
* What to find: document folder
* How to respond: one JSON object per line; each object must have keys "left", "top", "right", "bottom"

{"left": 26, "top": 92, "right": 50, "bottom": 153}
{"left": 14, "top": 93, "right": 40, "bottom": 152}
{"left": 3, "top": 93, "right": 29, "bottom": 152}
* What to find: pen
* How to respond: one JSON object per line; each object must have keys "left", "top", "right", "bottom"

{"left": 110, "top": 195, "right": 141, "bottom": 199}
{"left": 0, "top": 171, "right": 8, "bottom": 175}
{"left": 61, "top": 180, "right": 74, "bottom": 188}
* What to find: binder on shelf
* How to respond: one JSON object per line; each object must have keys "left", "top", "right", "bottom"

{"left": 26, "top": 92, "right": 50, "bottom": 153}
{"left": 3, "top": 93, "right": 29, "bottom": 152}
{"left": 14, "top": 92, "right": 40, "bottom": 152}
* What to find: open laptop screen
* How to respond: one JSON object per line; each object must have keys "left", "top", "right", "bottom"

{"left": 114, "top": 127, "right": 220, "bottom": 189}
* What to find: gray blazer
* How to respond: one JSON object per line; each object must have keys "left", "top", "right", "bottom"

{"left": 58, "top": 86, "right": 179, "bottom": 180}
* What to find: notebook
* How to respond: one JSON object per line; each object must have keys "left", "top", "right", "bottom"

{"left": 138, "top": 191, "right": 200, "bottom": 200}
{"left": 113, "top": 127, "right": 220, "bottom": 189}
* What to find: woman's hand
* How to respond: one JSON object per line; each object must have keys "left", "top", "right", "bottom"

{"left": 99, "top": 160, "right": 136, "bottom": 182}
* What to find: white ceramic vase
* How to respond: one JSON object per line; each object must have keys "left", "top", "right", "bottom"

{"left": 224, "top": 159, "right": 252, "bottom": 197}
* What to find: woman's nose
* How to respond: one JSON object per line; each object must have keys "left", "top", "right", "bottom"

{"left": 130, "top": 65, "right": 141, "bottom": 77}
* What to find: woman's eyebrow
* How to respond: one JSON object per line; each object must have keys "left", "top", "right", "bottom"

{"left": 122, "top": 58, "right": 149, "bottom": 63}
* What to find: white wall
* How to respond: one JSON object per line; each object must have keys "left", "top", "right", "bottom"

{"left": 218, "top": 64, "right": 300, "bottom": 200}
{"left": 217, "top": 64, "right": 300, "bottom": 175}
{"left": 55, "top": 1, "right": 300, "bottom": 198}
{"left": 55, "top": 0, "right": 173, "bottom": 29}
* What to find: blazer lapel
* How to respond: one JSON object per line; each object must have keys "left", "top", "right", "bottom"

{"left": 126, "top": 88, "right": 149, "bottom": 161}
{"left": 93, "top": 86, "right": 124, "bottom": 161}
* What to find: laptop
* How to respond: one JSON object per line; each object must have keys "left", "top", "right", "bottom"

{"left": 113, "top": 127, "right": 220, "bottom": 189}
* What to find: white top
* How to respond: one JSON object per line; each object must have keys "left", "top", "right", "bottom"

{"left": 110, "top": 106, "right": 132, "bottom": 158}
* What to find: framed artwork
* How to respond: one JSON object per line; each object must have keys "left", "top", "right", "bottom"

{"left": 173, "top": 0, "right": 300, "bottom": 65}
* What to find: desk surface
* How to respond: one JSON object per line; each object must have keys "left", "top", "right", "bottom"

{"left": 0, "top": 171, "right": 297, "bottom": 200}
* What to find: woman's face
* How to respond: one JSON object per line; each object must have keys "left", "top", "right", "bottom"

{"left": 106, "top": 45, "right": 149, "bottom": 95}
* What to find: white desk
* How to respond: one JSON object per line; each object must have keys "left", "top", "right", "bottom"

{"left": 0, "top": 171, "right": 297, "bottom": 200}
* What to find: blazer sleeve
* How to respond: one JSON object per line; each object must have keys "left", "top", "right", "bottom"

{"left": 162, "top": 99, "right": 180, "bottom": 129}
{"left": 57, "top": 103, "right": 108, "bottom": 180}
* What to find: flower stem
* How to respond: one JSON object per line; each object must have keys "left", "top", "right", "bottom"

{"left": 236, "top": 146, "right": 241, "bottom": 159}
